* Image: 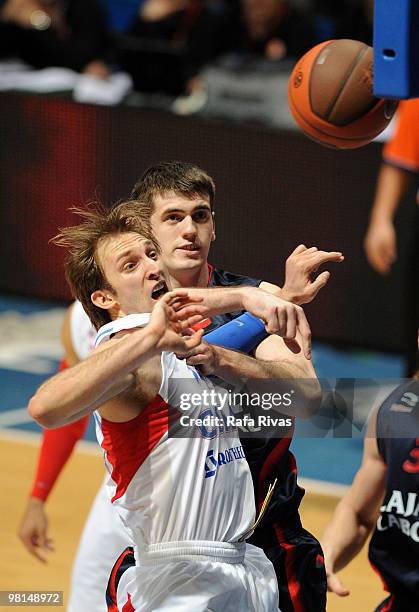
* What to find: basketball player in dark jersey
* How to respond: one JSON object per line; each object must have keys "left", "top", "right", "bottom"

{"left": 322, "top": 361, "right": 419, "bottom": 612}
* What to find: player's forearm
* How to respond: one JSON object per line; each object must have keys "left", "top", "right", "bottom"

{"left": 28, "top": 327, "right": 160, "bottom": 428}
{"left": 30, "top": 418, "right": 89, "bottom": 500}
{"left": 321, "top": 499, "right": 373, "bottom": 573}
{"left": 370, "top": 164, "right": 412, "bottom": 222}
{"left": 185, "top": 285, "right": 253, "bottom": 316}
{"left": 260, "top": 281, "right": 295, "bottom": 306}
{"left": 212, "top": 347, "right": 320, "bottom": 417}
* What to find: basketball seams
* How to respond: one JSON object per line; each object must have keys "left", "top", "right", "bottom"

{"left": 307, "top": 40, "right": 334, "bottom": 122}
{"left": 330, "top": 49, "right": 378, "bottom": 126}
{"left": 289, "top": 93, "right": 384, "bottom": 148}
{"left": 322, "top": 43, "right": 369, "bottom": 123}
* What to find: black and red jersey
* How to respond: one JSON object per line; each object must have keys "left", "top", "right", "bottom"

{"left": 369, "top": 379, "right": 419, "bottom": 605}
{"left": 207, "top": 265, "right": 325, "bottom": 611}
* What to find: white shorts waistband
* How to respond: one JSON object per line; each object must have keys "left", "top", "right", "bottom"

{"left": 136, "top": 540, "right": 246, "bottom": 566}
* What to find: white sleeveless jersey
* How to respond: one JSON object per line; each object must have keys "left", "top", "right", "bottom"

{"left": 69, "top": 300, "right": 96, "bottom": 361}
{"left": 93, "top": 315, "right": 256, "bottom": 551}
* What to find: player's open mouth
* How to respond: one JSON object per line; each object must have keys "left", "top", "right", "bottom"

{"left": 151, "top": 281, "right": 168, "bottom": 300}
{"left": 178, "top": 244, "right": 200, "bottom": 254}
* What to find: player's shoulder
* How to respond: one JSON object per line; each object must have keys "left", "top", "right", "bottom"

{"left": 376, "top": 379, "right": 419, "bottom": 437}
{"left": 208, "top": 264, "right": 261, "bottom": 288}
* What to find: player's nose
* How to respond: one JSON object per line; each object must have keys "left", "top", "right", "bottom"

{"left": 180, "top": 215, "right": 197, "bottom": 238}
{"left": 145, "top": 257, "right": 162, "bottom": 279}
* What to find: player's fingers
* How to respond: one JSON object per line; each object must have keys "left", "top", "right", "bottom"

{"left": 25, "top": 537, "right": 48, "bottom": 564}
{"left": 170, "top": 297, "right": 205, "bottom": 311}
{"left": 45, "top": 537, "right": 55, "bottom": 551}
{"left": 307, "top": 271, "right": 331, "bottom": 298}
{"left": 327, "top": 573, "right": 350, "bottom": 597}
{"left": 272, "top": 307, "right": 287, "bottom": 336}
{"left": 305, "top": 251, "right": 344, "bottom": 266}
{"left": 285, "top": 307, "right": 297, "bottom": 339}
{"left": 369, "top": 251, "right": 392, "bottom": 275}
{"left": 296, "top": 308, "right": 312, "bottom": 359}
{"left": 176, "top": 314, "right": 209, "bottom": 332}
{"left": 186, "top": 353, "right": 208, "bottom": 366}
{"left": 184, "top": 329, "right": 204, "bottom": 350}
{"left": 301, "top": 246, "right": 318, "bottom": 255}
{"left": 289, "top": 244, "right": 307, "bottom": 255}
{"left": 175, "top": 305, "right": 209, "bottom": 322}
{"left": 18, "top": 529, "right": 35, "bottom": 551}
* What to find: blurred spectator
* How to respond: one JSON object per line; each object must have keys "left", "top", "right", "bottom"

{"left": 230, "top": 0, "right": 316, "bottom": 61}
{"left": 0, "top": 0, "right": 113, "bottom": 77}
{"left": 117, "top": 0, "right": 232, "bottom": 95}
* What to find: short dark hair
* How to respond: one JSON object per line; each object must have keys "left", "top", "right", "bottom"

{"left": 130, "top": 161, "right": 215, "bottom": 211}
{"left": 52, "top": 200, "right": 158, "bottom": 330}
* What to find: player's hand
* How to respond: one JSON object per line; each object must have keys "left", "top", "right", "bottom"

{"left": 176, "top": 339, "right": 218, "bottom": 376}
{"left": 148, "top": 290, "right": 207, "bottom": 353}
{"left": 326, "top": 567, "right": 350, "bottom": 597}
{"left": 364, "top": 218, "right": 397, "bottom": 275}
{"left": 242, "top": 287, "right": 312, "bottom": 359}
{"left": 281, "top": 244, "right": 344, "bottom": 305}
{"left": 18, "top": 497, "right": 54, "bottom": 563}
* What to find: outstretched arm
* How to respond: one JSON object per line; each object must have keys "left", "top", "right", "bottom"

{"left": 28, "top": 292, "right": 206, "bottom": 428}
{"left": 185, "top": 285, "right": 312, "bottom": 359}
{"left": 321, "top": 412, "right": 386, "bottom": 597}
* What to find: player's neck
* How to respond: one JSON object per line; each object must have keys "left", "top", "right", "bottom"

{"left": 168, "top": 264, "right": 209, "bottom": 289}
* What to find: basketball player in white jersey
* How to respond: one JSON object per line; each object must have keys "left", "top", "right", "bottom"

{"left": 29, "top": 201, "right": 321, "bottom": 610}
{"left": 20, "top": 162, "right": 343, "bottom": 611}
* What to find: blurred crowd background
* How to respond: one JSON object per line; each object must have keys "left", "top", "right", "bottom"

{"left": 0, "top": 0, "right": 375, "bottom": 120}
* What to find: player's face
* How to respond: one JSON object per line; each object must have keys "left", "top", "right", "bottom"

{"left": 150, "top": 191, "right": 215, "bottom": 277}
{"left": 92, "top": 232, "right": 168, "bottom": 317}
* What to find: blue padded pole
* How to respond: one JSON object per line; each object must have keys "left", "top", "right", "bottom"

{"left": 373, "top": 0, "right": 419, "bottom": 99}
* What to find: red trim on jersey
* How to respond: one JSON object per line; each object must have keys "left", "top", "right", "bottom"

{"left": 274, "top": 524, "right": 304, "bottom": 612}
{"left": 122, "top": 593, "right": 135, "bottom": 612}
{"left": 30, "top": 358, "right": 90, "bottom": 501}
{"left": 370, "top": 559, "right": 391, "bottom": 594}
{"left": 257, "top": 427, "right": 294, "bottom": 510}
{"left": 100, "top": 395, "right": 169, "bottom": 503}
{"left": 108, "top": 548, "right": 133, "bottom": 612}
{"left": 260, "top": 434, "right": 303, "bottom": 610}
{"left": 207, "top": 263, "right": 214, "bottom": 285}
{"left": 380, "top": 595, "right": 395, "bottom": 612}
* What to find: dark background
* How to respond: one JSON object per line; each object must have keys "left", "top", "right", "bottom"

{"left": 0, "top": 92, "right": 415, "bottom": 352}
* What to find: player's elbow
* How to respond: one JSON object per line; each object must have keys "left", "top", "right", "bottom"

{"left": 28, "top": 395, "right": 59, "bottom": 429}
{"left": 293, "top": 379, "right": 322, "bottom": 419}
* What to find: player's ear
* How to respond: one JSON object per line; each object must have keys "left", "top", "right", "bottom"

{"left": 91, "top": 289, "right": 117, "bottom": 311}
{"left": 211, "top": 212, "right": 216, "bottom": 242}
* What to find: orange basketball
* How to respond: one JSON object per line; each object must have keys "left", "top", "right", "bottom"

{"left": 288, "top": 39, "right": 398, "bottom": 149}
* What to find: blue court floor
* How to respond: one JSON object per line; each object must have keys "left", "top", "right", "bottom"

{"left": 0, "top": 293, "right": 405, "bottom": 487}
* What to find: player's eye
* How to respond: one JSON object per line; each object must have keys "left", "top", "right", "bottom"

{"left": 123, "top": 262, "right": 137, "bottom": 271}
{"left": 193, "top": 210, "right": 210, "bottom": 222}
{"left": 148, "top": 250, "right": 158, "bottom": 260}
{"left": 166, "top": 214, "right": 182, "bottom": 222}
